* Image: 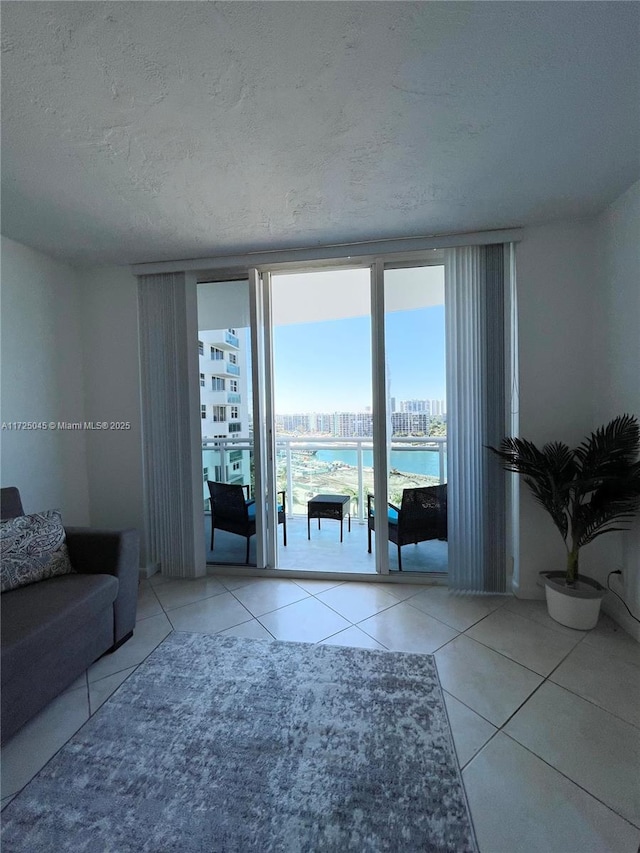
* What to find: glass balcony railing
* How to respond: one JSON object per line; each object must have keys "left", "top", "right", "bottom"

{"left": 226, "top": 363, "right": 241, "bottom": 376}
{"left": 202, "top": 435, "right": 446, "bottom": 521}
{"left": 227, "top": 392, "right": 241, "bottom": 403}
{"left": 225, "top": 331, "right": 240, "bottom": 348}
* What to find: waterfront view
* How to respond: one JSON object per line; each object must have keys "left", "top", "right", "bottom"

{"left": 274, "top": 433, "right": 447, "bottom": 518}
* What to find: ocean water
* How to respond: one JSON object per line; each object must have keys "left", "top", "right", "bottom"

{"left": 314, "top": 448, "right": 445, "bottom": 479}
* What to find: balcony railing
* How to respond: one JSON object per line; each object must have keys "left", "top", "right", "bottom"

{"left": 202, "top": 435, "right": 447, "bottom": 521}
{"left": 226, "top": 363, "right": 240, "bottom": 376}
{"left": 225, "top": 331, "right": 240, "bottom": 348}
{"left": 227, "top": 392, "right": 241, "bottom": 403}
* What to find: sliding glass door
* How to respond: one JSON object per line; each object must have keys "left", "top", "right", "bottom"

{"left": 197, "top": 279, "right": 261, "bottom": 567}
{"left": 383, "top": 265, "right": 448, "bottom": 573}
{"left": 269, "top": 268, "right": 377, "bottom": 573}
{"left": 199, "top": 259, "right": 449, "bottom": 577}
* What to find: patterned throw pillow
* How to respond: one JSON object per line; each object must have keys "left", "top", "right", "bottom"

{"left": 0, "top": 510, "right": 75, "bottom": 593}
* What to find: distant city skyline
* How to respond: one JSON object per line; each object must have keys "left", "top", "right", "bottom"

{"left": 272, "top": 305, "right": 446, "bottom": 413}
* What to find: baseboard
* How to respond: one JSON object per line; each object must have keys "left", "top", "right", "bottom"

{"left": 139, "top": 562, "right": 160, "bottom": 580}
{"left": 511, "top": 574, "right": 546, "bottom": 601}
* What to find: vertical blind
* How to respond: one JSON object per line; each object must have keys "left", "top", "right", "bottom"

{"left": 138, "top": 272, "right": 199, "bottom": 577}
{"left": 445, "top": 245, "right": 507, "bottom": 592}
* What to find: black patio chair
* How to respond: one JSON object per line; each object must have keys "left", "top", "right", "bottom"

{"left": 208, "top": 482, "right": 287, "bottom": 564}
{"left": 367, "top": 485, "right": 447, "bottom": 571}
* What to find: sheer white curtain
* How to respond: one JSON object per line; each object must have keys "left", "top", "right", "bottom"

{"left": 445, "top": 245, "right": 508, "bottom": 592}
{"left": 137, "top": 272, "right": 204, "bottom": 578}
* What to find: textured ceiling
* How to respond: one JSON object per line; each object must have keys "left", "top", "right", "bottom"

{"left": 1, "top": 1, "right": 639, "bottom": 266}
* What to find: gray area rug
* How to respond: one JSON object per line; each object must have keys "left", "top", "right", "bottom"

{"left": 2, "top": 632, "right": 477, "bottom": 852}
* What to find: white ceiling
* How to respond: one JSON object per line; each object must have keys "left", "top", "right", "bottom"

{"left": 1, "top": 1, "right": 638, "bottom": 267}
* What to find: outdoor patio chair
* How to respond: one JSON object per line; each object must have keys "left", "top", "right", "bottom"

{"left": 367, "top": 484, "right": 447, "bottom": 571}
{"left": 208, "top": 482, "right": 287, "bottom": 564}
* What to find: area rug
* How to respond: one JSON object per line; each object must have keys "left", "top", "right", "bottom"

{"left": 1, "top": 632, "right": 477, "bottom": 852}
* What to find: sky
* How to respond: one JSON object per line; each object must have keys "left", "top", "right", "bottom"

{"left": 272, "top": 305, "right": 446, "bottom": 413}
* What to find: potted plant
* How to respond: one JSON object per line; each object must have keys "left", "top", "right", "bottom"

{"left": 489, "top": 414, "right": 640, "bottom": 629}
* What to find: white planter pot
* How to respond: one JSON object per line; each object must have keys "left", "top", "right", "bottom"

{"left": 541, "top": 572, "right": 606, "bottom": 630}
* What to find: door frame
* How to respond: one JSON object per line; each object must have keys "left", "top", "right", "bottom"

{"left": 199, "top": 252, "right": 448, "bottom": 577}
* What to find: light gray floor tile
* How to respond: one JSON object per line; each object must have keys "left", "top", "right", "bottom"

{"left": 316, "top": 582, "right": 401, "bottom": 623}
{"left": 383, "top": 582, "right": 440, "bottom": 601}
{"left": 165, "top": 592, "right": 252, "bottom": 636}
{"left": 136, "top": 580, "right": 164, "bottom": 620}
{"left": 358, "top": 601, "right": 458, "bottom": 654}
{"left": 89, "top": 667, "right": 137, "bottom": 715}
{"left": 88, "top": 612, "right": 172, "bottom": 683}
{"left": 218, "top": 619, "right": 275, "bottom": 640}
{"left": 210, "top": 573, "right": 267, "bottom": 591}
{"left": 582, "top": 614, "right": 640, "bottom": 668}
{"left": 152, "top": 576, "right": 227, "bottom": 611}
{"left": 1, "top": 688, "right": 90, "bottom": 798}
{"left": 230, "top": 578, "right": 309, "bottom": 617}
{"left": 258, "top": 597, "right": 351, "bottom": 644}
{"left": 435, "top": 635, "right": 542, "bottom": 726}
{"left": 408, "top": 586, "right": 509, "bottom": 631}
{"left": 442, "top": 691, "right": 497, "bottom": 768}
{"left": 292, "top": 578, "right": 346, "bottom": 594}
{"left": 465, "top": 606, "right": 582, "bottom": 676}
{"left": 502, "top": 596, "right": 587, "bottom": 638}
{"left": 464, "top": 733, "right": 640, "bottom": 853}
{"left": 550, "top": 640, "right": 640, "bottom": 728}
{"left": 319, "top": 625, "right": 389, "bottom": 651}
{"left": 63, "top": 672, "right": 88, "bottom": 694}
{"left": 505, "top": 681, "right": 640, "bottom": 826}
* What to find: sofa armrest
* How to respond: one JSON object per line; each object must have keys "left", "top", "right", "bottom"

{"left": 65, "top": 527, "right": 140, "bottom": 646}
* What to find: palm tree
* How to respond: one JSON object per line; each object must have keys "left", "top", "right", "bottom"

{"left": 489, "top": 414, "right": 640, "bottom": 585}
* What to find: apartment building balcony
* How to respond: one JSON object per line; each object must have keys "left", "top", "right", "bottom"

{"left": 206, "top": 390, "right": 242, "bottom": 406}
{"left": 208, "top": 360, "right": 241, "bottom": 378}
{"left": 202, "top": 435, "right": 448, "bottom": 575}
{"left": 202, "top": 329, "right": 240, "bottom": 350}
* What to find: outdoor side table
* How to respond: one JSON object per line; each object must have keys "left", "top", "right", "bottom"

{"left": 307, "top": 494, "right": 351, "bottom": 542}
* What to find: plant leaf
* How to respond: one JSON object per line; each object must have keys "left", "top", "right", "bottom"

{"left": 574, "top": 414, "right": 640, "bottom": 482}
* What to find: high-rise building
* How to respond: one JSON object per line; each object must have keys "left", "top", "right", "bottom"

{"left": 392, "top": 412, "right": 431, "bottom": 435}
{"left": 199, "top": 328, "right": 251, "bottom": 495}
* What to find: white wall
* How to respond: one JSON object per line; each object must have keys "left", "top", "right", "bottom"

{"left": 588, "top": 180, "right": 640, "bottom": 637}
{"left": 514, "top": 189, "right": 640, "bottom": 639}
{"left": 0, "top": 236, "right": 90, "bottom": 522}
{"left": 76, "top": 266, "right": 146, "bottom": 562}
{"left": 514, "top": 219, "right": 598, "bottom": 598}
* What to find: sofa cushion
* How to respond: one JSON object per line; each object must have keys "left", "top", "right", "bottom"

{"left": 0, "top": 510, "right": 75, "bottom": 592}
{"left": 1, "top": 574, "right": 119, "bottom": 685}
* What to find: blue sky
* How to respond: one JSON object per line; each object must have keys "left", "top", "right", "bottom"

{"left": 273, "top": 305, "right": 446, "bottom": 413}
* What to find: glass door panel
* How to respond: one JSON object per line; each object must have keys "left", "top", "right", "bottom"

{"left": 197, "top": 280, "right": 260, "bottom": 567}
{"left": 270, "top": 268, "right": 376, "bottom": 573}
{"left": 383, "top": 265, "right": 448, "bottom": 573}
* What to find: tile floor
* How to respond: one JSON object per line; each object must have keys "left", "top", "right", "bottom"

{"left": 205, "top": 513, "right": 450, "bottom": 574}
{"left": 2, "top": 573, "right": 639, "bottom": 853}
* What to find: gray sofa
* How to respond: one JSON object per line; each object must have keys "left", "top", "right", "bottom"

{"left": 1, "top": 487, "right": 140, "bottom": 744}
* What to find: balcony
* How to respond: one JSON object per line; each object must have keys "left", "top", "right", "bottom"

{"left": 202, "top": 330, "right": 240, "bottom": 351}
{"left": 227, "top": 392, "right": 241, "bottom": 404}
{"left": 226, "top": 363, "right": 240, "bottom": 376}
{"left": 202, "top": 435, "right": 447, "bottom": 574}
